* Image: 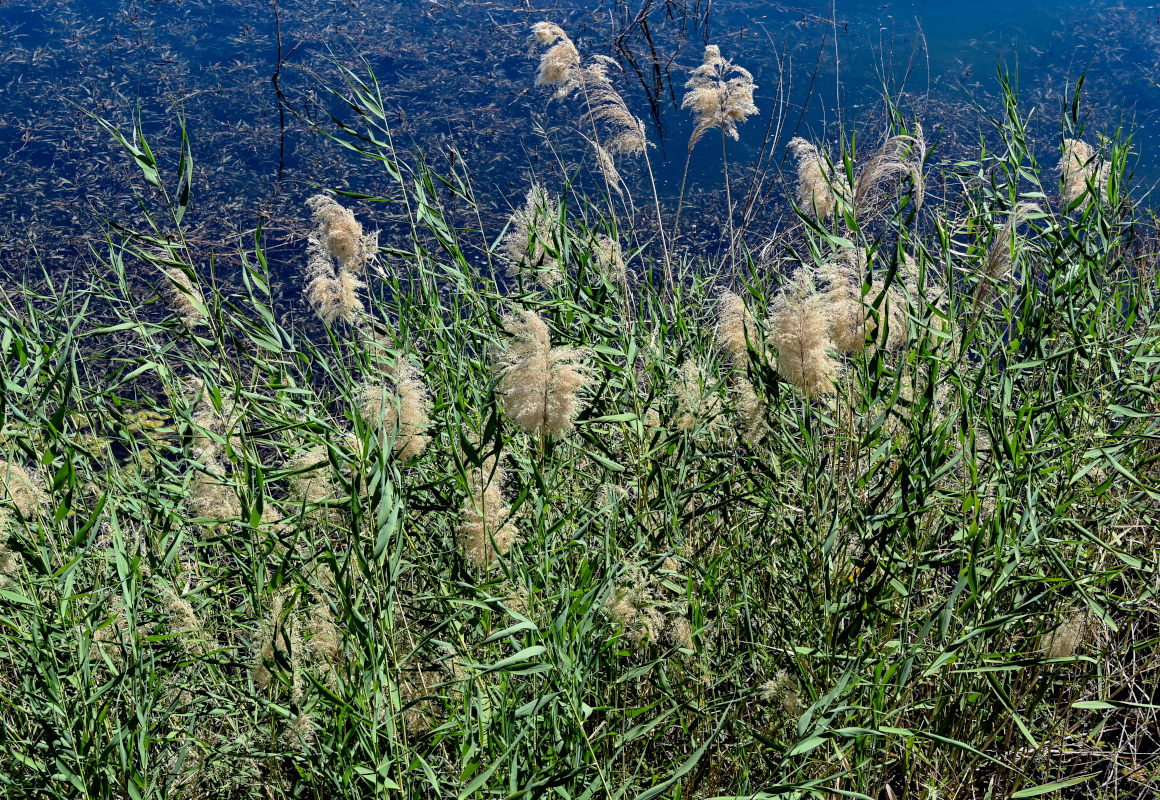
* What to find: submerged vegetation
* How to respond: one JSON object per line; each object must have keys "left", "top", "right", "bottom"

{"left": 1, "top": 15, "right": 1159, "bottom": 800}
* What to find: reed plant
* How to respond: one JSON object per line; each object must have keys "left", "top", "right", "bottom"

{"left": 0, "top": 42, "right": 1156, "bottom": 800}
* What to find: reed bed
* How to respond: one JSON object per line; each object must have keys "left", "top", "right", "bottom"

{"left": 0, "top": 25, "right": 1157, "bottom": 800}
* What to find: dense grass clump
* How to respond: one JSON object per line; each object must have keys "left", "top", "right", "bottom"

{"left": 0, "top": 30, "right": 1158, "bottom": 800}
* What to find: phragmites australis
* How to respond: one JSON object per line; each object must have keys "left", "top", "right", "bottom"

{"left": 1042, "top": 611, "right": 1086, "bottom": 659}
{"left": 500, "top": 184, "right": 563, "bottom": 286}
{"left": 590, "top": 233, "right": 627, "bottom": 285}
{"left": 1058, "top": 138, "right": 1107, "bottom": 207}
{"left": 851, "top": 125, "right": 926, "bottom": 219}
{"left": 303, "top": 194, "right": 374, "bottom": 325}
{"left": 531, "top": 22, "right": 581, "bottom": 97}
{"left": 768, "top": 269, "right": 841, "bottom": 397}
{"left": 734, "top": 377, "right": 767, "bottom": 441}
{"left": 715, "top": 290, "right": 763, "bottom": 366}
{"left": 681, "top": 45, "right": 759, "bottom": 150}
{"left": 162, "top": 267, "right": 207, "bottom": 327}
{"left": 0, "top": 459, "right": 45, "bottom": 519}
{"left": 306, "top": 193, "right": 378, "bottom": 273}
{"left": 356, "top": 358, "right": 432, "bottom": 463}
{"left": 190, "top": 455, "right": 241, "bottom": 523}
{"left": 787, "top": 137, "right": 847, "bottom": 221}
{"left": 459, "top": 444, "right": 518, "bottom": 568}
{"left": 976, "top": 202, "right": 1040, "bottom": 305}
{"left": 529, "top": 24, "right": 648, "bottom": 197}
{"left": 492, "top": 309, "right": 591, "bottom": 439}
{"left": 675, "top": 360, "right": 723, "bottom": 432}
{"left": 581, "top": 55, "right": 649, "bottom": 157}
{"left": 819, "top": 249, "right": 908, "bottom": 354}
{"left": 602, "top": 563, "right": 694, "bottom": 649}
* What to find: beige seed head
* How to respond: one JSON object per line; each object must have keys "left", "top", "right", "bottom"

{"left": 788, "top": 137, "right": 847, "bottom": 221}
{"left": 681, "top": 44, "right": 759, "bottom": 149}
{"left": 675, "top": 360, "right": 722, "bottom": 432}
{"left": 1058, "top": 138, "right": 1107, "bottom": 206}
{"left": 715, "top": 290, "right": 760, "bottom": 365}
{"left": 305, "top": 194, "right": 376, "bottom": 273}
{"left": 531, "top": 22, "right": 581, "bottom": 98}
{"left": 1043, "top": 611, "right": 1086, "bottom": 659}
{"left": 189, "top": 456, "right": 240, "bottom": 523}
{"left": 768, "top": 269, "right": 840, "bottom": 397}
{"left": 356, "top": 358, "right": 432, "bottom": 463}
{"left": 0, "top": 460, "right": 45, "bottom": 519}
{"left": 302, "top": 195, "right": 371, "bottom": 325}
{"left": 851, "top": 125, "right": 926, "bottom": 220}
{"left": 162, "top": 267, "right": 207, "bottom": 327}
{"left": 493, "top": 310, "right": 592, "bottom": 439}
{"left": 501, "top": 184, "right": 564, "bottom": 287}
{"left": 591, "top": 234, "right": 627, "bottom": 285}
{"left": 459, "top": 443, "right": 517, "bottom": 567}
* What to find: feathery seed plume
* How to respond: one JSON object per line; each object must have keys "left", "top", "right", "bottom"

{"left": 591, "top": 233, "right": 627, "bottom": 285}
{"left": 734, "top": 376, "right": 767, "bottom": 441}
{"left": 675, "top": 360, "right": 723, "bottom": 432}
{"left": 493, "top": 309, "right": 592, "bottom": 439}
{"left": 681, "top": 45, "right": 759, "bottom": 149}
{"left": 581, "top": 56, "right": 650, "bottom": 157}
{"left": 459, "top": 445, "right": 518, "bottom": 568}
{"left": 852, "top": 125, "right": 926, "bottom": 219}
{"left": 357, "top": 358, "right": 432, "bottom": 463}
{"left": 1058, "top": 138, "right": 1107, "bottom": 206}
{"left": 305, "top": 194, "right": 377, "bottom": 274}
{"left": 303, "top": 194, "right": 371, "bottom": 325}
{"left": 977, "top": 202, "right": 1040, "bottom": 304}
{"left": 307, "top": 598, "right": 342, "bottom": 683}
{"left": 769, "top": 269, "right": 841, "bottom": 397}
{"left": 162, "top": 267, "right": 207, "bottom": 327}
{"left": 820, "top": 249, "right": 908, "bottom": 354}
{"left": 190, "top": 456, "right": 241, "bottom": 523}
{"left": 0, "top": 460, "right": 45, "bottom": 519}
{"left": 715, "top": 290, "right": 762, "bottom": 365}
{"left": 531, "top": 22, "right": 581, "bottom": 98}
{"left": 500, "top": 184, "right": 563, "bottom": 286}
{"left": 1042, "top": 611, "right": 1086, "bottom": 659}
{"left": 788, "top": 138, "right": 847, "bottom": 221}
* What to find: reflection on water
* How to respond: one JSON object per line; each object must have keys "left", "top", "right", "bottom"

{"left": 1, "top": 0, "right": 1157, "bottom": 281}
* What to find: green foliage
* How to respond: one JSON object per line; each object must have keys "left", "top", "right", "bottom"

{"left": 0, "top": 67, "right": 1157, "bottom": 800}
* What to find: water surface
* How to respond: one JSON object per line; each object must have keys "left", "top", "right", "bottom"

{"left": 1, "top": 0, "right": 1156, "bottom": 282}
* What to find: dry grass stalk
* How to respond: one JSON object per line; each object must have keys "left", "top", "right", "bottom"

{"left": 493, "top": 310, "right": 591, "bottom": 439}
{"left": 768, "top": 269, "right": 841, "bottom": 397}
{"left": 356, "top": 358, "right": 432, "bottom": 463}
{"left": 787, "top": 138, "right": 848, "bottom": 221}
{"left": 1058, "top": 138, "right": 1107, "bottom": 206}
{"left": 162, "top": 267, "right": 207, "bottom": 327}
{"left": 681, "top": 45, "right": 759, "bottom": 149}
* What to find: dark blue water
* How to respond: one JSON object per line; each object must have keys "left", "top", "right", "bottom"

{"left": 1, "top": 0, "right": 1157, "bottom": 278}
